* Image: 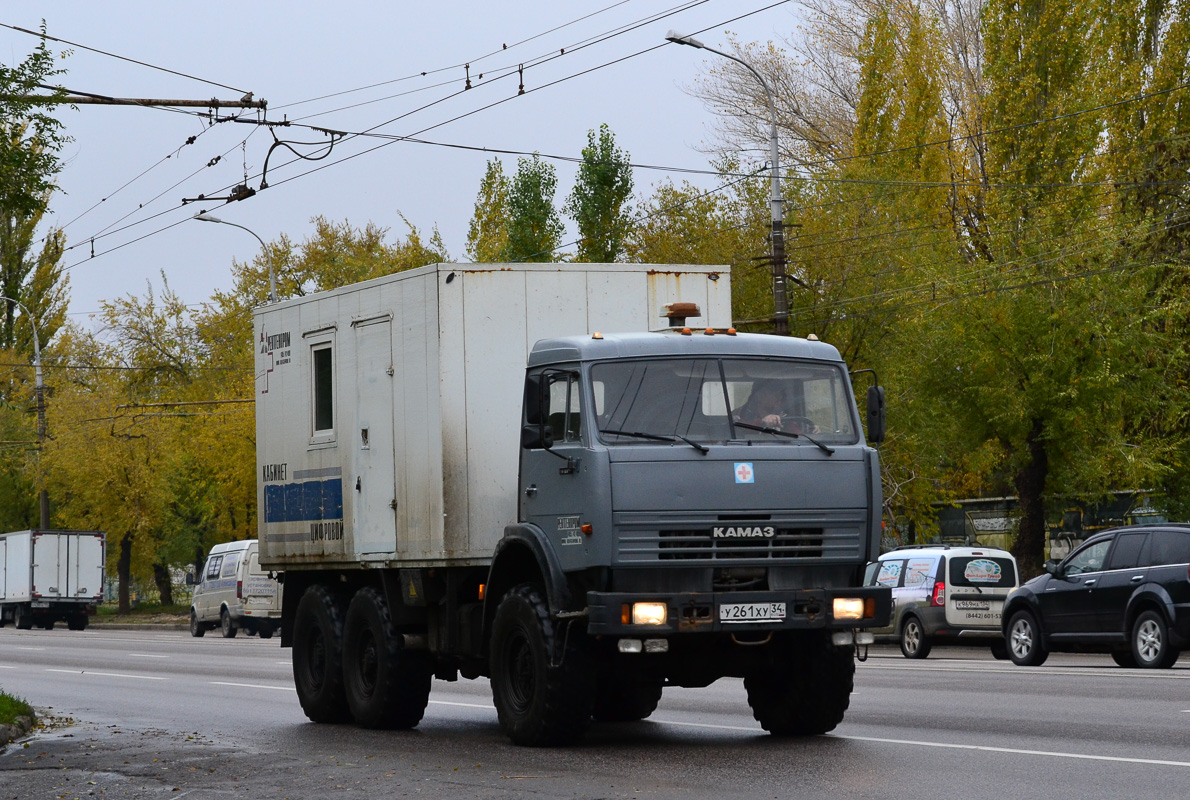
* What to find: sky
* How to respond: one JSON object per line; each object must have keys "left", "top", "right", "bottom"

{"left": 2, "top": 1, "right": 801, "bottom": 325}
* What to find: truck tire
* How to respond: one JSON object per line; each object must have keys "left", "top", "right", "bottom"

{"left": 258, "top": 625, "right": 275, "bottom": 639}
{"left": 342, "top": 586, "right": 432, "bottom": 729}
{"left": 592, "top": 676, "right": 663, "bottom": 722}
{"left": 220, "top": 608, "right": 238, "bottom": 638}
{"left": 490, "top": 584, "right": 595, "bottom": 746}
{"left": 1131, "top": 610, "right": 1179, "bottom": 669}
{"left": 67, "top": 613, "right": 88, "bottom": 632}
{"left": 899, "top": 616, "right": 931, "bottom": 659}
{"left": 744, "top": 633, "right": 854, "bottom": 736}
{"left": 1007, "top": 610, "right": 1048, "bottom": 667}
{"left": 14, "top": 605, "right": 32, "bottom": 630}
{"left": 293, "top": 584, "right": 352, "bottom": 723}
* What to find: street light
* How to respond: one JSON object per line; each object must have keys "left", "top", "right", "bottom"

{"left": 665, "top": 31, "right": 789, "bottom": 335}
{"left": 193, "top": 212, "right": 277, "bottom": 303}
{"left": 0, "top": 296, "right": 48, "bottom": 529}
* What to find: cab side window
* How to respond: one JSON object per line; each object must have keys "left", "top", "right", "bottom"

{"left": 1106, "top": 533, "right": 1147, "bottom": 570}
{"left": 903, "top": 557, "right": 936, "bottom": 588}
{"left": 874, "top": 560, "right": 904, "bottom": 587}
{"left": 204, "top": 555, "right": 223, "bottom": 581}
{"left": 1065, "top": 540, "right": 1111, "bottom": 575}
{"left": 1143, "top": 530, "right": 1190, "bottom": 567}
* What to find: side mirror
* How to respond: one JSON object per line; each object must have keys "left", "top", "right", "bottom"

{"left": 524, "top": 374, "right": 550, "bottom": 426}
{"left": 866, "top": 385, "right": 886, "bottom": 443}
{"left": 1043, "top": 559, "right": 1062, "bottom": 577}
{"left": 185, "top": 572, "right": 196, "bottom": 586}
{"left": 521, "top": 424, "right": 554, "bottom": 450}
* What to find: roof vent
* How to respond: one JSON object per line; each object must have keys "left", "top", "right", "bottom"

{"left": 662, "top": 302, "right": 701, "bottom": 328}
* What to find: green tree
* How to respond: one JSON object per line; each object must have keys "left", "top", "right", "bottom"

{"left": 466, "top": 159, "right": 510, "bottom": 262}
{"left": 565, "top": 124, "right": 634, "bottom": 262}
{"left": 500, "top": 154, "right": 564, "bottom": 262}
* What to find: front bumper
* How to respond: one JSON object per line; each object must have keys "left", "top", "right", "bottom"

{"left": 586, "top": 586, "right": 891, "bottom": 635}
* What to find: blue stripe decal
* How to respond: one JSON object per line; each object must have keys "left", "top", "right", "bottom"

{"left": 264, "top": 478, "right": 344, "bottom": 523}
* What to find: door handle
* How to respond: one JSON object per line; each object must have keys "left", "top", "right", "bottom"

{"left": 1083, "top": 579, "right": 1096, "bottom": 586}
{"left": 524, "top": 485, "right": 538, "bottom": 497}
{"left": 1131, "top": 575, "right": 1143, "bottom": 583}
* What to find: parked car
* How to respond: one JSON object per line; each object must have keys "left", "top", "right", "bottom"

{"left": 863, "top": 545, "right": 1019, "bottom": 659}
{"left": 1002, "top": 524, "right": 1190, "bottom": 668}
{"left": 188, "top": 540, "right": 281, "bottom": 639}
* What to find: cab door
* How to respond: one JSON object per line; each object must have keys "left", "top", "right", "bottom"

{"left": 1037, "top": 538, "right": 1112, "bottom": 636}
{"left": 519, "top": 368, "right": 596, "bottom": 572}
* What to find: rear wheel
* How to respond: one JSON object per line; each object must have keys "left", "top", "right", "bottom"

{"left": 190, "top": 610, "right": 206, "bottom": 638}
{"left": 67, "top": 613, "right": 88, "bottom": 632}
{"left": 1132, "top": 610, "right": 1179, "bottom": 669}
{"left": 592, "top": 676, "right": 663, "bottom": 722}
{"left": 342, "top": 586, "right": 432, "bottom": 729}
{"left": 490, "top": 584, "right": 594, "bottom": 746}
{"left": 258, "top": 625, "right": 275, "bottom": 640}
{"left": 41, "top": 619, "right": 55, "bottom": 631}
{"left": 14, "top": 605, "right": 32, "bottom": 630}
{"left": 292, "top": 584, "right": 351, "bottom": 723}
{"left": 744, "top": 632, "right": 855, "bottom": 736}
{"left": 220, "top": 608, "right": 237, "bottom": 638}
{"left": 899, "top": 617, "right": 931, "bottom": 659}
{"left": 1007, "top": 610, "right": 1048, "bottom": 666}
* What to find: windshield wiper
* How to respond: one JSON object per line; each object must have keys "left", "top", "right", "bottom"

{"left": 732, "top": 421, "right": 835, "bottom": 455}
{"left": 599, "top": 428, "right": 709, "bottom": 454}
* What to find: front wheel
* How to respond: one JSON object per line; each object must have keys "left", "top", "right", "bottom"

{"left": 220, "top": 608, "right": 237, "bottom": 639}
{"left": 899, "top": 617, "right": 931, "bottom": 659}
{"left": 1007, "top": 610, "right": 1048, "bottom": 667}
{"left": 1132, "top": 610, "right": 1179, "bottom": 669}
{"left": 744, "top": 632, "right": 855, "bottom": 736}
{"left": 489, "top": 584, "right": 594, "bottom": 746}
{"left": 190, "top": 610, "right": 206, "bottom": 638}
{"left": 342, "top": 586, "right": 432, "bottom": 729}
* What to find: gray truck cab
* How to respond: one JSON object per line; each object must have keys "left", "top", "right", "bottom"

{"left": 496, "top": 330, "right": 889, "bottom": 712}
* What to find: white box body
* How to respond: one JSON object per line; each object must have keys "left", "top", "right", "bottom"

{"left": 254, "top": 262, "right": 731, "bottom": 569}
{"left": 0, "top": 530, "right": 105, "bottom": 603}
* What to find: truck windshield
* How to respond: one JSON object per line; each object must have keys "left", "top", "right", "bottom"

{"left": 590, "top": 357, "right": 859, "bottom": 446}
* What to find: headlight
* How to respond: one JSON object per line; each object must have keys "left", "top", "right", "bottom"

{"left": 632, "top": 602, "right": 668, "bottom": 625}
{"left": 833, "top": 597, "right": 865, "bottom": 620}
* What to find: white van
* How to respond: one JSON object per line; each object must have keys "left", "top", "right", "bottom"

{"left": 863, "top": 545, "right": 1019, "bottom": 659}
{"left": 188, "top": 540, "right": 281, "bottom": 638}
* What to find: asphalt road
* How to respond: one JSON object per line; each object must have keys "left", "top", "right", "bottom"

{"left": 1, "top": 626, "right": 1188, "bottom": 799}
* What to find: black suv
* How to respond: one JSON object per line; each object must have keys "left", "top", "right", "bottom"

{"left": 1002, "top": 525, "right": 1190, "bottom": 668}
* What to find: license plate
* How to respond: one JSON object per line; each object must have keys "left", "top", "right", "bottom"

{"left": 954, "top": 600, "right": 990, "bottom": 610}
{"left": 719, "top": 602, "right": 786, "bottom": 623}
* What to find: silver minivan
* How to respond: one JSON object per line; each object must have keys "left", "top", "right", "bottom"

{"left": 188, "top": 540, "right": 281, "bottom": 638}
{"left": 863, "top": 545, "right": 1019, "bottom": 659}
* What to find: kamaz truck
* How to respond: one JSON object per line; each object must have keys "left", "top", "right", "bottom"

{"left": 255, "top": 262, "right": 890, "bottom": 745}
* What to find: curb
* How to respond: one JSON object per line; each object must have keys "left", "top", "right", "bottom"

{"left": 0, "top": 714, "right": 36, "bottom": 750}
{"left": 89, "top": 623, "right": 189, "bottom": 631}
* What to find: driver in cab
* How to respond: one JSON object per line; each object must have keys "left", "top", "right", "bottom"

{"left": 735, "top": 381, "right": 818, "bottom": 435}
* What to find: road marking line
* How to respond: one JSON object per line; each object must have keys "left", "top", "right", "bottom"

{"left": 0, "top": 665, "right": 15, "bottom": 669}
{"left": 653, "top": 720, "right": 1190, "bottom": 766}
{"left": 209, "top": 681, "right": 295, "bottom": 692}
{"left": 128, "top": 653, "right": 170, "bottom": 659}
{"left": 430, "top": 700, "right": 496, "bottom": 710}
{"left": 862, "top": 663, "right": 1190, "bottom": 680}
{"left": 275, "top": 661, "right": 290, "bottom": 666}
{"left": 46, "top": 668, "right": 166, "bottom": 681}
{"left": 16, "top": 646, "right": 46, "bottom": 651}
{"left": 833, "top": 734, "right": 1190, "bottom": 767}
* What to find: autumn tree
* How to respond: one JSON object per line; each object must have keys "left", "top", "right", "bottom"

{"left": 565, "top": 124, "right": 634, "bottom": 263}
{"left": 466, "top": 159, "right": 510, "bottom": 262}
{"left": 500, "top": 154, "right": 564, "bottom": 262}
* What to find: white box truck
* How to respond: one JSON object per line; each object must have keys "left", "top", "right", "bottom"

{"left": 256, "top": 262, "right": 890, "bottom": 745}
{"left": 0, "top": 530, "right": 105, "bottom": 631}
